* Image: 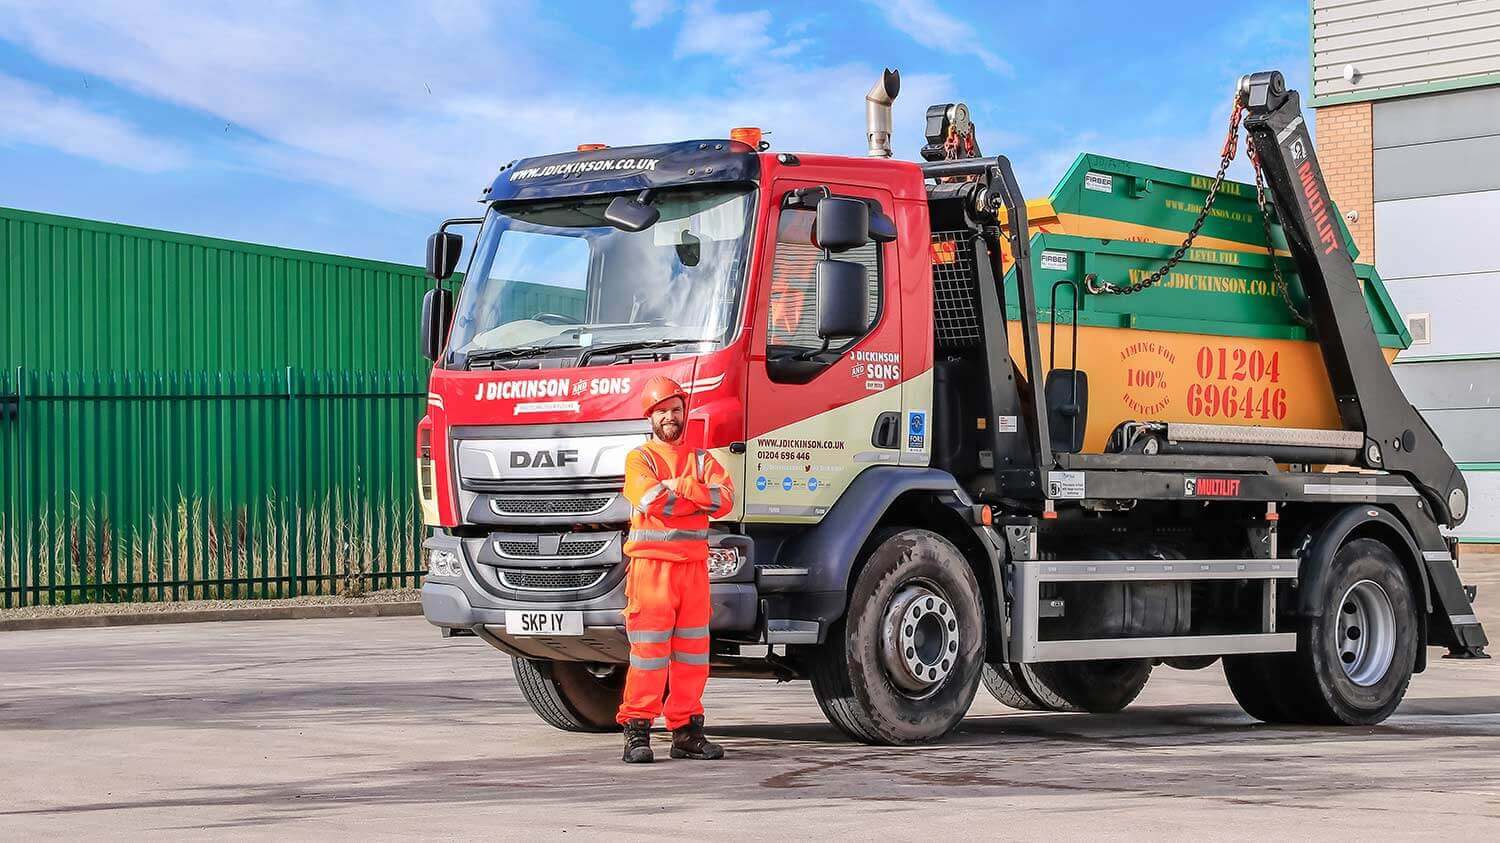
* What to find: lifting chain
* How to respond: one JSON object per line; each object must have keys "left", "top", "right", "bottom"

{"left": 1248, "top": 136, "right": 1314, "bottom": 327}
{"left": 1084, "top": 88, "right": 1311, "bottom": 326}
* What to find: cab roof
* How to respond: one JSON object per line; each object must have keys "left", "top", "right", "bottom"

{"left": 484, "top": 139, "right": 759, "bottom": 203}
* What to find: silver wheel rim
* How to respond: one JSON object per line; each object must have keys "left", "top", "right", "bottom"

{"left": 880, "top": 584, "right": 959, "bottom": 694}
{"left": 1337, "top": 579, "right": 1396, "bottom": 686}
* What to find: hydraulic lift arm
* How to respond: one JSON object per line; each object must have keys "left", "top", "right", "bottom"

{"left": 1241, "top": 71, "right": 1469, "bottom": 526}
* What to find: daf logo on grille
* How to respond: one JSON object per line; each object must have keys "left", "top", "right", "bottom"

{"left": 509, "top": 449, "right": 579, "bottom": 469}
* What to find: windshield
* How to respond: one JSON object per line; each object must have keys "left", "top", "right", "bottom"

{"left": 447, "top": 186, "right": 756, "bottom": 367}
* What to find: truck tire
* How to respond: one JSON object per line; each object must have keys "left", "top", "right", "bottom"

{"left": 1225, "top": 538, "right": 1417, "bottom": 725}
{"left": 1222, "top": 651, "right": 1304, "bottom": 722}
{"left": 980, "top": 662, "right": 1079, "bottom": 712}
{"left": 809, "top": 528, "right": 985, "bottom": 745}
{"left": 1026, "top": 659, "right": 1153, "bottom": 713}
{"left": 512, "top": 657, "right": 625, "bottom": 732}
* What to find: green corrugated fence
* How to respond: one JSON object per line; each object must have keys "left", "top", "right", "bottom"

{"left": 1, "top": 206, "right": 436, "bottom": 606}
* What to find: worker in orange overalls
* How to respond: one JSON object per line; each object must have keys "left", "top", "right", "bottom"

{"left": 617, "top": 375, "right": 735, "bottom": 763}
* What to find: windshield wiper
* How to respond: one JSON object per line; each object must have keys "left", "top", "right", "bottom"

{"left": 577, "top": 338, "right": 707, "bottom": 367}
{"left": 462, "top": 344, "right": 584, "bottom": 369}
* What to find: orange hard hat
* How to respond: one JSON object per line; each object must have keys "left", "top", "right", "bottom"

{"left": 640, "top": 375, "right": 688, "bottom": 416}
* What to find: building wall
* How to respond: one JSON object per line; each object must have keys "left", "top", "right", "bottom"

{"left": 1312, "top": 101, "right": 1376, "bottom": 258}
{"left": 1312, "top": 0, "right": 1500, "bottom": 105}
{"left": 1312, "top": 2, "right": 1500, "bottom": 541}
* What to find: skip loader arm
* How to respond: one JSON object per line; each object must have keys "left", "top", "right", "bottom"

{"left": 1240, "top": 71, "right": 1469, "bottom": 526}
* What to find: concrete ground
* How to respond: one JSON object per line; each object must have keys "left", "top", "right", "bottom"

{"left": 5, "top": 568, "right": 1500, "bottom": 839}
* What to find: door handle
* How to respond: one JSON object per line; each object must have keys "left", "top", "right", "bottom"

{"left": 872, "top": 411, "right": 900, "bottom": 449}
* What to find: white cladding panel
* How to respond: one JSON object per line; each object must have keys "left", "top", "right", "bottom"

{"left": 1451, "top": 469, "right": 1500, "bottom": 542}
{"left": 1382, "top": 271, "right": 1500, "bottom": 357}
{"left": 1374, "top": 190, "right": 1500, "bottom": 279}
{"left": 1313, "top": 0, "right": 1500, "bottom": 100}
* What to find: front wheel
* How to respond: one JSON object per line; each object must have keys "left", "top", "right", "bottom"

{"left": 809, "top": 528, "right": 986, "bottom": 744}
{"left": 512, "top": 658, "right": 625, "bottom": 732}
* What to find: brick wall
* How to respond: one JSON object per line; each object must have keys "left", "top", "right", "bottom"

{"left": 1312, "top": 102, "right": 1375, "bottom": 260}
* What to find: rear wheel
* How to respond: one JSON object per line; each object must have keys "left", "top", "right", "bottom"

{"left": 1224, "top": 538, "right": 1417, "bottom": 725}
{"left": 1027, "top": 659, "right": 1153, "bottom": 713}
{"left": 512, "top": 657, "right": 625, "bottom": 732}
{"left": 809, "top": 528, "right": 985, "bottom": 744}
{"left": 981, "top": 662, "right": 1077, "bottom": 711}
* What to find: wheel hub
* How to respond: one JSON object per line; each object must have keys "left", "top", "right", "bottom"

{"left": 1337, "top": 579, "right": 1396, "bottom": 686}
{"left": 881, "top": 585, "right": 960, "bottom": 693}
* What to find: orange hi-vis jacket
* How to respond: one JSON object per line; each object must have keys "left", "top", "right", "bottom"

{"left": 621, "top": 439, "right": 735, "bottom": 563}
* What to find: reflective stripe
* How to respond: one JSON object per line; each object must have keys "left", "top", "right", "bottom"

{"left": 695, "top": 449, "right": 708, "bottom": 478}
{"left": 672, "top": 650, "right": 711, "bottom": 666}
{"left": 630, "top": 654, "right": 670, "bottom": 670}
{"left": 628, "top": 528, "right": 709, "bottom": 542}
{"left": 636, "top": 446, "right": 663, "bottom": 477}
{"left": 708, "top": 485, "right": 721, "bottom": 511}
{"left": 628, "top": 628, "right": 672, "bottom": 644}
{"left": 637, "top": 482, "right": 667, "bottom": 513}
{"left": 673, "top": 625, "right": 710, "bottom": 639}
{"left": 663, "top": 491, "right": 680, "bottom": 517}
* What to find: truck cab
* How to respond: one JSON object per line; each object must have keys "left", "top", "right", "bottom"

{"left": 418, "top": 137, "right": 932, "bottom": 629}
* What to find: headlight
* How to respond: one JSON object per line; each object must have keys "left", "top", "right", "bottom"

{"left": 427, "top": 548, "right": 462, "bottom": 578}
{"left": 707, "top": 546, "right": 743, "bottom": 580}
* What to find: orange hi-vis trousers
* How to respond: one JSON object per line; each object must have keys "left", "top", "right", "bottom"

{"left": 616, "top": 556, "right": 711, "bottom": 729}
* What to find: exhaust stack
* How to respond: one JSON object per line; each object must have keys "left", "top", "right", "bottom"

{"left": 865, "top": 68, "right": 901, "bottom": 158}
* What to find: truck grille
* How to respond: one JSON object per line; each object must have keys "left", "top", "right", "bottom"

{"left": 932, "top": 230, "right": 982, "bottom": 349}
{"left": 499, "top": 568, "right": 610, "bottom": 591}
{"left": 494, "top": 538, "right": 610, "bottom": 558}
{"left": 491, "top": 494, "right": 615, "bottom": 516}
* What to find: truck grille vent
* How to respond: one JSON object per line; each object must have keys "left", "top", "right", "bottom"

{"left": 495, "top": 539, "right": 611, "bottom": 558}
{"left": 932, "top": 231, "right": 982, "bottom": 349}
{"left": 492, "top": 494, "right": 614, "bottom": 516}
{"left": 499, "top": 568, "right": 610, "bottom": 591}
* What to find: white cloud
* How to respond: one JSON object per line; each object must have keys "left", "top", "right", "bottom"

{"left": 0, "top": 71, "right": 188, "bottom": 172}
{"left": 0, "top": 2, "right": 953, "bottom": 216}
{"left": 871, "top": 0, "right": 1010, "bottom": 75}
{"left": 673, "top": 1, "right": 774, "bottom": 63}
{"left": 630, "top": 0, "right": 677, "bottom": 29}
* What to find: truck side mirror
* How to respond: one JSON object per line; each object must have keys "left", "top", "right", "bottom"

{"left": 816, "top": 258, "right": 868, "bottom": 340}
{"left": 421, "top": 287, "right": 454, "bottom": 361}
{"left": 814, "top": 197, "right": 870, "bottom": 252}
{"left": 426, "top": 232, "right": 464, "bottom": 281}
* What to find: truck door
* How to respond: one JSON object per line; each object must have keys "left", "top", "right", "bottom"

{"left": 743, "top": 181, "right": 904, "bottom": 523}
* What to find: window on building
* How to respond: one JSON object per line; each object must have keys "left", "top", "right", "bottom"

{"left": 765, "top": 205, "right": 882, "bottom": 353}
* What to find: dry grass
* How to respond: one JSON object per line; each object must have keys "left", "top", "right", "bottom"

{"left": 1, "top": 490, "right": 421, "bottom": 607}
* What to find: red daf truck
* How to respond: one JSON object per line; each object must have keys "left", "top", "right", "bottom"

{"left": 416, "top": 69, "right": 1487, "bottom": 744}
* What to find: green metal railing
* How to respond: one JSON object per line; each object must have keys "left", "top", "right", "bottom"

{"left": 0, "top": 367, "right": 426, "bottom": 606}
{"left": 2, "top": 205, "right": 442, "bottom": 607}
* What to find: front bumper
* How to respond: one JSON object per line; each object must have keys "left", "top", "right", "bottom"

{"left": 421, "top": 532, "right": 759, "bottom": 662}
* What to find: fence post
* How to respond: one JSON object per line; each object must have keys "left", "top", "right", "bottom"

{"left": 8, "top": 366, "right": 23, "bottom": 608}
{"left": 285, "top": 366, "right": 300, "bottom": 597}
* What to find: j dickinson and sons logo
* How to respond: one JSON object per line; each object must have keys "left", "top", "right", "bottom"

{"left": 473, "top": 377, "right": 632, "bottom": 402}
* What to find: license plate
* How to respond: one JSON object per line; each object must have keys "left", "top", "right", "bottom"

{"left": 505, "top": 610, "right": 584, "bottom": 636}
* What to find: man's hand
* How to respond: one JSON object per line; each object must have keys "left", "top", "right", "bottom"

{"left": 662, "top": 477, "right": 681, "bottom": 492}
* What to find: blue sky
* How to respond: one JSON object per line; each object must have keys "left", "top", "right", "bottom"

{"left": 0, "top": 0, "right": 1311, "bottom": 265}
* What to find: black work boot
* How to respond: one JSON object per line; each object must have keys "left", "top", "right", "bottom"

{"left": 670, "top": 715, "right": 725, "bottom": 760}
{"left": 621, "top": 719, "right": 654, "bottom": 764}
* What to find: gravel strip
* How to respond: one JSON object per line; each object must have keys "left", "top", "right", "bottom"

{"left": 0, "top": 589, "right": 422, "bottom": 624}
